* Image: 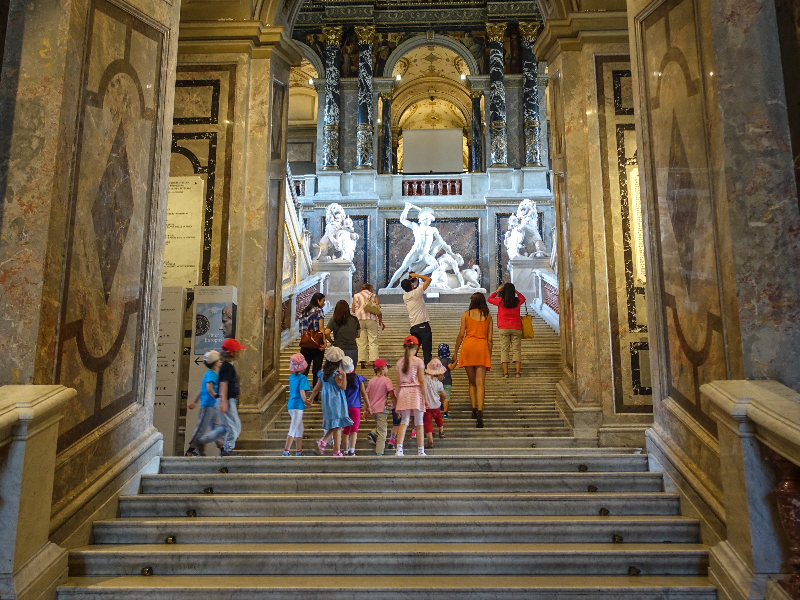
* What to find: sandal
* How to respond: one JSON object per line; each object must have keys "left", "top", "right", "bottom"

{"left": 515, "top": 373, "right": 521, "bottom": 378}
{"left": 502, "top": 373, "right": 509, "bottom": 378}
{"left": 439, "top": 431, "right": 446, "bottom": 438}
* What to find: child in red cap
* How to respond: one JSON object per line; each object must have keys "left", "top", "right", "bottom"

{"left": 365, "top": 358, "right": 395, "bottom": 456}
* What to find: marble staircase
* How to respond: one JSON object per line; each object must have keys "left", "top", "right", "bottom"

{"left": 57, "top": 303, "right": 716, "bottom": 599}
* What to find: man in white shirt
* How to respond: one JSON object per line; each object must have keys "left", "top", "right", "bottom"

{"left": 400, "top": 272, "right": 433, "bottom": 364}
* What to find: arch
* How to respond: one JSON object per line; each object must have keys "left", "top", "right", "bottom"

{"left": 384, "top": 34, "right": 480, "bottom": 79}
{"left": 293, "top": 39, "right": 325, "bottom": 78}
{"left": 392, "top": 76, "right": 473, "bottom": 129}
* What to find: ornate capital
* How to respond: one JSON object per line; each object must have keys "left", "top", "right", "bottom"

{"left": 322, "top": 26, "right": 343, "bottom": 47}
{"left": 518, "top": 21, "right": 542, "bottom": 43}
{"left": 380, "top": 91, "right": 393, "bottom": 101}
{"left": 355, "top": 25, "right": 376, "bottom": 45}
{"left": 485, "top": 23, "right": 507, "bottom": 43}
{"left": 470, "top": 90, "right": 484, "bottom": 99}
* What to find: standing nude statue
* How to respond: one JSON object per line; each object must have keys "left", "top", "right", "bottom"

{"left": 387, "top": 203, "right": 453, "bottom": 288}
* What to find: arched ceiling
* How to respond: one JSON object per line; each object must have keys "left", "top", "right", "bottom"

{"left": 399, "top": 99, "right": 467, "bottom": 130}
{"left": 392, "top": 45, "right": 469, "bottom": 83}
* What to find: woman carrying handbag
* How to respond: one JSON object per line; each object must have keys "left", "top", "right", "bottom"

{"left": 298, "top": 292, "right": 328, "bottom": 387}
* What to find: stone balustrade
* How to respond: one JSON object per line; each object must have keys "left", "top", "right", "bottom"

{"left": 531, "top": 268, "right": 559, "bottom": 331}
{"left": 402, "top": 179, "right": 462, "bottom": 196}
{"left": 702, "top": 380, "right": 800, "bottom": 600}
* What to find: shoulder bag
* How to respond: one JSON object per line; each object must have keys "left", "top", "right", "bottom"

{"left": 363, "top": 293, "right": 382, "bottom": 316}
{"left": 521, "top": 300, "right": 535, "bottom": 339}
{"left": 298, "top": 309, "right": 326, "bottom": 349}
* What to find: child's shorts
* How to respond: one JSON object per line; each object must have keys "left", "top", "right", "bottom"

{"left": 342, "top": 407, "right": 361, "bottom": 435}
{"left": 392, "top": 408, "right": 401, "bottom": 427}
{"left": 443, "top": 384, "right": 451, "bottom": 404}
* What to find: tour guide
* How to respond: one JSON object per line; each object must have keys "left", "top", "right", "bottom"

{"left": 400, "top": 272, "right": 433, "bottom": 365}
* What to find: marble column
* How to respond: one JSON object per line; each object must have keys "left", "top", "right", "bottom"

{"left": 322, "top": 26, "right": 343, "bottom": 171}
{"left": 486, "top": 22, "right": 508, "bottom": 167}
{"left": 355, "top": 26, "right": 376, "bottom": 170}
{"left": 380, "top": 92, "right": 393, "bottom": 173}
{"left": 520, "top": 21, "right": 544, "bottom": 167}
{"left": 392, "top": 127, "right": 401, "bottom": 174}
{"left": 470, "top": 90, "right": 485, "bottom": 172}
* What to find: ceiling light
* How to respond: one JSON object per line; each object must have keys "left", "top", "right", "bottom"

{"left": 308, "top": 78, "right": 313, "bottom": 84}
{"left": 460, "top": 74, "right": 466, "bottom": 80}
{"left": 396, "top": 74, "right": 402, "bottom": 81}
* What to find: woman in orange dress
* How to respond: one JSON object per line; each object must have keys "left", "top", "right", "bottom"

{"left": 453, "top": 292, "right": 493, "bottom": 428}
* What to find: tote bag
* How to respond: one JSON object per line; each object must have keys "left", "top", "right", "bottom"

{"left": 521, "top": 301, "right": 535, "bottom": 339}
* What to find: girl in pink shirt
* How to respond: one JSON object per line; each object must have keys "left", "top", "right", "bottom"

{"left": 394, "top": 335, "right": 428, "bottom": 457}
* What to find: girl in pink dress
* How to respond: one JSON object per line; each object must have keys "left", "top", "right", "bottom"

{"left": 394, "top": 335, "right": 428, "bottom": 457}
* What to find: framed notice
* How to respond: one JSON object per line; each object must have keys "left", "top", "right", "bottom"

{"left": 163, "top": 176, "right": 205, "bottom": 287}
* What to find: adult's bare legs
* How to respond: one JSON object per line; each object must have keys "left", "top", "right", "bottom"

{"left": 475, "top": 366, "right": 487, "bottom": 411}
{"left": 465, "top": 366, "right": 477, "bottom": 409}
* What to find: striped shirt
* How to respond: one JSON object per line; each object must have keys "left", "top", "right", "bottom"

{"left": 352, "top": 290, "right": 378, "bottom": 322}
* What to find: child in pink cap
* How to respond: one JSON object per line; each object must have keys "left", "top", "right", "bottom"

{"left": 283, "top": 353, "right": 311, "bottom": 456}
{"left": 365, "top": 358, "right": 395, "bottom": 456}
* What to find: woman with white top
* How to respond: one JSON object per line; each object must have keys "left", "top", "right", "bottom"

{"left": 352, "top": 283, "right": 385, "bottom": 369}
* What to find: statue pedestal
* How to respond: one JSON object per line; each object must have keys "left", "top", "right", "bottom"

{"left": 377, "top": 287, "right": 485, "bottom": 304}
{"left": 509, "top": 256, "right": 550, "bottom": 296}
{"left": 313, "top": 259, "right": 354, "bottom": 307}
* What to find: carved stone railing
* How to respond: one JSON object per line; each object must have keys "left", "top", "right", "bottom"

{"left": 280, "top": 272, "right": 329, "bottom": 349}
{"left": 402, "top": 178, "right": 462, "bottom": 196}
{"left": 703, "top": 380, "right": 800, "bottom": 600}
{"left": 291, "top": 178, "right": 306, "bottom": 197}
{"left": 531, "top": 268, "right": 559, "bottom": 331}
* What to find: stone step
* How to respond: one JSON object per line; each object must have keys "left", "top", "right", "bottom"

{"left": 91, "top": 515, "right": 700, "bottom": 545}
{"left": 68, "top": 543, "right": 709, "bottom": 577}
{"left": 140, "top": 472, "right": 664, "bottom": 494}
{"left": 159, "top": 454, "right": 646, "bottom": 474}
{"left": 262, "top": 428, "right": 572, "bottom": 441}
{"left": 58, "top": 574, "right": 717, "bottom": 600}
{"left": 117, "top": 492, "right": 680, "bottom": 518}
{"left": 236, "top": 436, "right": 574, "bottom": 451}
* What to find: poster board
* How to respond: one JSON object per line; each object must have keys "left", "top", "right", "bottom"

{"left": 402, "top": 129, "right": 464, "bottom": 174}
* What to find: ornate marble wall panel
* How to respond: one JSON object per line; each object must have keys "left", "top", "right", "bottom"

{"left": 384, "top": 217, "right": 480, "bottom": 287}
{"left": 55, "top": 0, "right": 166, "bottom": 451}
{"left": 339, "top": 83, "right": 358, "bottom": 172}
{"left": 505, "top": 77, "right": 523, "bottom": 169}
{"left": 350, "top": 216, "right": 369, "bottom": 290}
{"left": 637, "top": 0, "right": 727, "bottom": 435}
{"left": 595, "top": 56, "right": 652, "bottom": 414}
{"left": 170, "top": 66, "right": 237, "bottom": 286}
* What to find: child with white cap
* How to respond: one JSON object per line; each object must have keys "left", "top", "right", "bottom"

{"left": 307, "top": 346, "right": 353, "bottom": 456}
{"left": 185, "top": 350, "right": 222, "bottom": 457}
{"left": 423, "top": 358, "right": 448, "bottom": 449}
{"left": 283, "top": 353, "right": 311, "bottom": 456}
{"left": 340, "top": 356, "right": 368, "bottom": 456}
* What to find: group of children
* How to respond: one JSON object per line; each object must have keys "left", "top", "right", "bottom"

{"left": 284, "top": 337, "right": 454, "bottom": 457}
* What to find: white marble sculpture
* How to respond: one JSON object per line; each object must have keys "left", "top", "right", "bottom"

{"left": 504, "top": 199, "right": 549, "bottom": 259}
{"left": 314, "top": 203, "right": 349, "bottom": 261}
{"left": 337, "top": 217, "right": 360, "bottom": 262}
{"left": 387, "top": 203, "right": 485, "bottom": 292}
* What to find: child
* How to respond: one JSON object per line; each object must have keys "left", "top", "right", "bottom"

{"left": 283, "top": 353, "right": 311, "bottom": 456}
{"left": 394, "top": 335, "right": 427, "bottom": 457}
{"left": 199, "top": 338, "right": 246, "bottom": 456}
{"left": 423, "top": 358, "right": 448, "bottom": 449}
{"left": 365, "top": 358, "right": 395, "bottom": 456}
{"left": 340, "top": 356, "right": 368, "bottom": 456}
{"left": 438, "top": 344, "right": 454, "bottom": 419}
{"left": 307, "top": 347, "right": 353, "bottom": 456}
{"left": 185, "top": 350, "right": 222, "bottom": 457}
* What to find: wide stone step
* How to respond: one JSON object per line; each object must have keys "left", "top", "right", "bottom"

{"left": 117, "top": 492, "right": 680, "bottom": 517}
{"left": 159, "top": 455, "right": 647, "bottom": 474}
{"left": 238, "top": 436, "right": 573, "bottom": 451}
{"left": 68, "top": 543, "right": 708, "bottom": 577}
{"left": 58, "top": 574, "right": 717, "bottom": 600}
{"left": 91, "top": 515, "right": 699, "bottom": 545}
{"left": 140, "top": 472, "right": 663, "bottom": 494}
{"left": 262, "top": 428, "right": 571, "bottom": 441}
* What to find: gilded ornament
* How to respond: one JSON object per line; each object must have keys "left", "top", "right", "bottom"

{"left": 355, "top": 25, "right": 376, "bottom": 45}
{"left": 322, "top": 26, "right": 344, "bottom": 46}
{"left": 485, "top": 23, "right": 507, "bottom": 43}
{"left": 518, "top": 21, "right": 542, "bottom": 43}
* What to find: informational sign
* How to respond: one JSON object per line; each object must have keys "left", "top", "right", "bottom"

{"left": 154, "top": 287, "right": 186, "bottom": 456}
{"left": 628, "top": 166, "right": 647, "bottom": 283}
{"left": 163, "top": 176, "right": 205, "bottom": 287}
{"left": 185, "top": 286, "right": 238, "bottom": 453}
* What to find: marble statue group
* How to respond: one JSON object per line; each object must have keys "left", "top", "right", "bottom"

{"left": 504, "top": 199, "right": 549, "bottom": 260}
{"left": 313, "top": 203, "right": 360, "bottom": 263}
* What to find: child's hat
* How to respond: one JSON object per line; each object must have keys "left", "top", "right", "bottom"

{"left": 203, "top": 350, "right": 221, "bottom": 364}
{"left": 425, "top": 358, "right": 447, "bottom": 376}
{"left": 341, "top": 356, "right": 355, "bottom": 374}
{"left": 403, "top": 335, "right": 420, "bottom": 346}
{"left": 438, "top": 343, "right": 450, "bottom": 358}
{"left": 373, "top": 358, "right": 388, "bottom": 368}
{"left": 222, "top": 338, "right": 246, "bottom": 352}
{"left": 289, "top": 353, "right": 308, "bottom": 372}
{"left": 325, "top": 346, "right": 345, "bottom": 362}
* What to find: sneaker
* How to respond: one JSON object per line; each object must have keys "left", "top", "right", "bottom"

{"left": 282, "top": 450, "right": 291, "bottom": 456}
{"left": 395, "top": 448, "right": 404, "bottom": 456}
{"left": 418, "top": 448, "right": 427, "bottom": 456}
{"left": 346, "top": 449, "right": 356, "bottom": 456}
{"left": 411, "top": 429, "right": 416, "bottom": 438}
{"left": 332, "top": 450, "right": 345, "bottom": 457}
{"left": 367, "top": 432, "right": 377, "bottom": 445}
{"left": 375, "top": 453, "right": 383, "bottom": 456}
{"left": 387, "top": 437, "right": 396, "bottom": 449}
{"left": 295, "top": 452, "right": 305, "bottom": 456}
{"left": 442, "top": 412, "right": 449, "bottom": 419}
{"left": 220, "top": 449, "right": 239, "bottom": 457}
{"left": 316, "top": 439, "right": 327, "bottom": 456}
{"left": 185, "top": 448, "right": 199, "bottom": 457}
